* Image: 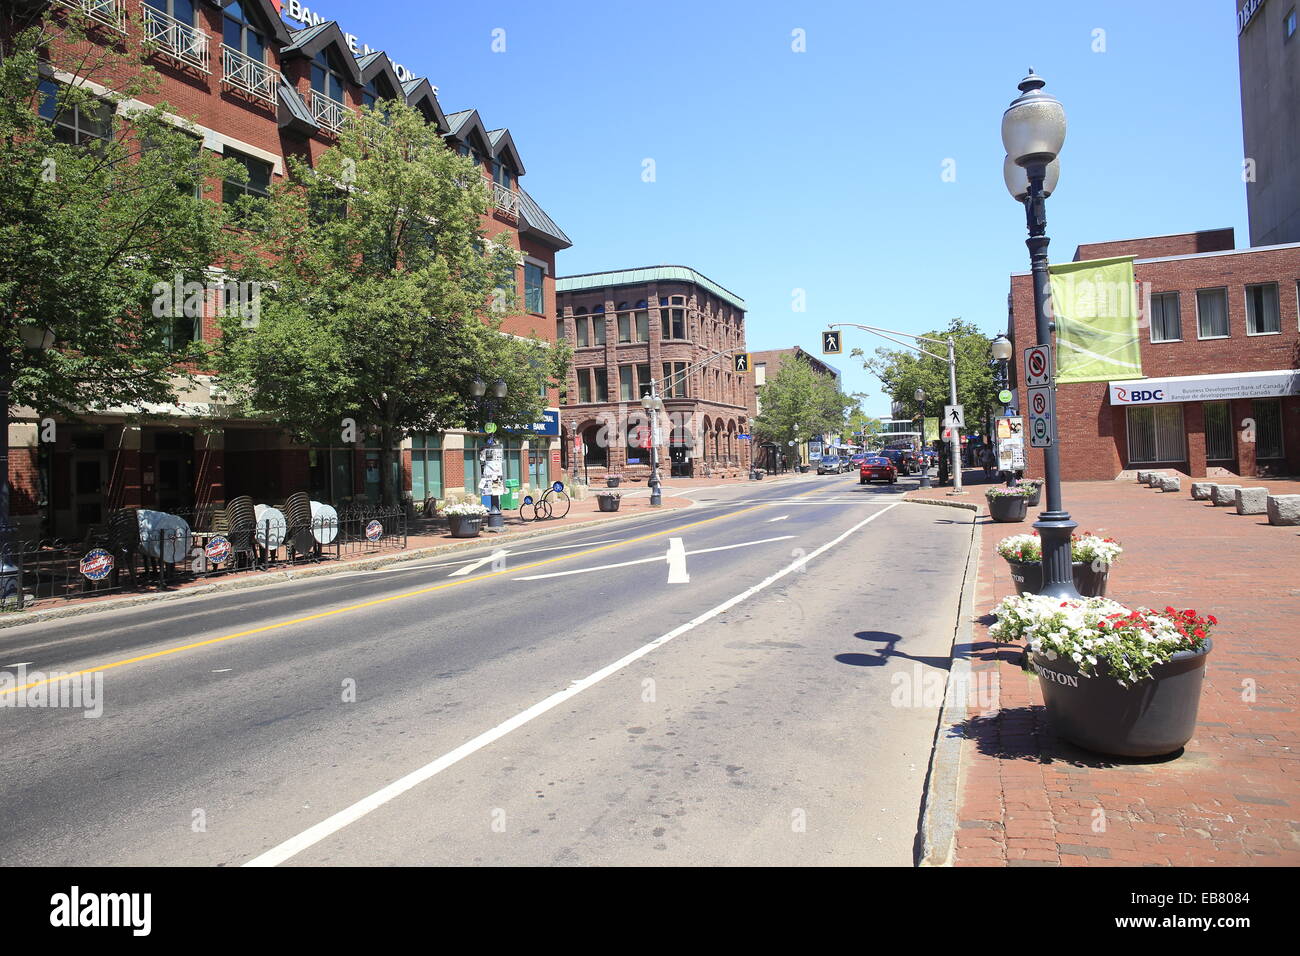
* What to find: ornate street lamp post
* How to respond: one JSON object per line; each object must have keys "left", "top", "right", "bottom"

{"left": 1002, "top": 69, "right": 1078, "bottom": 599}
{"left": 641, "top": 388, "right": 664, "bottom": 506}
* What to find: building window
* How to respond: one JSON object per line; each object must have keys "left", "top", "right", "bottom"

{"left": 310, "top": 48, "right": 347, "bottom": 103}
{"left": 555, "top": 318, "right": 565, "bottom": 342}
{"left": 661, "top": 307, "right": 685, "bottom": 340}
{"left": 635, "top": 310, "right": 648, "bottom": 343}
{"left": 577, "top": 369, "right": 591, "bottom": 404}
{"left": 662, "top": 362, "right": 688, "bottom": 398}
{"left": 1203, "top": 402, "right": 1234, "bottom": 461}
{"left": 1245, "top": 282, "right": 1280, "bottom": 334}
{"left": 574, "top": 308, "right": 588, "bottom": 347}
{"left": 1253, "top": 399, "right": 1285, "bottom": 459}
{"left": 528, "top": 448, "right": 547, "bottom": 488}
{"left": 636, "top": 363, "right": 652, "bottom": 399}
{"left": 593, "top": 367, "right": 607, "bottom": 402}
{"left": 164, "top": 312, "right": 201, "bottom": 351}
{"left": 222, "top": 0, "right": 266, "bottom": 62}
{"left": 411, "top": 433, "right": 443, "bottom": 502}
{"left": 524, "top": 262, "right": 544, "bottom": 314}
{"left": 222, "top": 149, "right": 272, "bottom": 213}
{"left": 492, "top": 158, "right": 513, "bottom": 191}
{"left": 1195, "top": 288, "right": 1229, "bottom": 338}
{"left": 619, "top": 365, "right": 633, "bottom": 402}
{"left": 617, "top": 312, "right": 631, "bottom": 343}
{"left": 38, "top": 78, "right": 113, "bottom": 146}
{"left": 754, "top": 362, "right": 767, "bottom": 386}
{"left": 1149, "top": 292, "right": 1181, "bottom": 342}
{"left": 1126, "top": 404, "right": 1185, "bottom": 463}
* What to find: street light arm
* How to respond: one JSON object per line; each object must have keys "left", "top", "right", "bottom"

{"left": 841, "top": 323, "right": 953, "bottom": 365}
{"left": 829, "top": 322, "right": 953, "bottom": 349}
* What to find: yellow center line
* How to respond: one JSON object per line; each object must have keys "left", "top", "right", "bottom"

{"left": 1, "top": 482, "right": 843, "bottom": 696}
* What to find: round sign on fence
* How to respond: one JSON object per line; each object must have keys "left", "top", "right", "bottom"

{"left": 79, "top": 548, "right": 114, "bottom": 581}
{"left": 365, "top": 519, "right": 384, "bottom": 542}
{"left": 551, "top": 481, "right": 564, "bottom": 493}
{"left": 204, "top": 535, "right": 232, "bottom": 565}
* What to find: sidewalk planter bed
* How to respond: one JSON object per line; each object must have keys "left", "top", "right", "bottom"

{"left": 997, "top": 532, "right": 1121, "bottom": 598}
{"left": 991, "top": 595, "right": 1216, "bottom": 757}
{"left": 986, "top": 486, "right": 1033, "bottom": 522}
{"left": 442, "top": 502, "right": 488, "bottom": 538}
{"left": 596, "top": 492, "right": 622, "bottom": 513}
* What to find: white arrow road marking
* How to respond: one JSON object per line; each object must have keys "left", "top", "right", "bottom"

{"left": 666, "top": 537, "right": 690, "bottom": 584}
{"left": 767, "top": 514, "right": 789, "bottom": 522}
{"left": 448, "top": 550, "right": 509, "bottom": 577}
{"left": 512, "top": 535, "right": 797, "bottom": 582}
{"left": 243, "top": 502, "right": 901, "bottom": 867}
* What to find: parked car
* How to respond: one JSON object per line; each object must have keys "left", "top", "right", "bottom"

{"left": 879, "top": 446, "right": 917, "bottom": 475}
{"left": 816, "top": 455, "right": 843, "bottom": 475}
{"left": 860, "top": 455, "right": 898, "bottom": 484}
{"left": 849, "top": 454, "right": 868, "bottom": 470}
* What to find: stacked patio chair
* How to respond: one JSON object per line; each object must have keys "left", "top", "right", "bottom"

{"left": 283, "top": 492, "right": 315, "bottom": 559}
{"left": 224, "top": 496, "right": 259, "bottom": 570}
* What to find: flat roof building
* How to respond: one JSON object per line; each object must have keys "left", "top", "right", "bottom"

{"left": 1238, "top": 0, "right": 1300, "bottom": 246}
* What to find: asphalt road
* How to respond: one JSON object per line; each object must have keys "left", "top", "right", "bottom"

{"left": 0, "top": 473, "right": 974, "bottom": 866}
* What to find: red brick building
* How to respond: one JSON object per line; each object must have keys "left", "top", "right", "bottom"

{"left": 555, "top": 266, "right": 752, "bottom": 480}
{"left": 1009, "top": 229, "right": 1300, "bottom": 481}
{"left": 10, "top": 0, "right": 570, "bottom": 539}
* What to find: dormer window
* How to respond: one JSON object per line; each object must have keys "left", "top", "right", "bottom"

{"left": 311, "top": 48, "right": 347, "bottom": 103}
{"left": 361, "top": 74, "right": 394, "bottom": 110}
{"left": 222, "top": 1, "right": 265, "bottom": 63}
{"left": 492, "top": 158, "right": 513, "bottom": 190}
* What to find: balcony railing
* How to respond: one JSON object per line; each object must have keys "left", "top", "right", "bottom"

{"left": 56, "top": 0, "right": 127, "bottom": 31}
{"left": 484, "top": 176, "right": 519, "bottom": 218}
{"left": 307, "top": 88, "right": 353, "bottom": 135}
{"left": 221, "top": 44, "right": 278, "bottom": 105}
{"left": 141, "top": 5, "right": 209, "bottom": 73}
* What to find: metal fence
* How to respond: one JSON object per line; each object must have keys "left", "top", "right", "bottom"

{"left": 2, "top": 506, "right": 407, "bottom": 610}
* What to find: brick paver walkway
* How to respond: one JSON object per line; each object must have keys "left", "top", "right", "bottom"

{"left": 916, "top": 474, "right": 1300, "bottom": 866}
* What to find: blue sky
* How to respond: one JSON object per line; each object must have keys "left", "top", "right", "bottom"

{"left": 312, "top": 0, "right": 1250, "bottom": 416}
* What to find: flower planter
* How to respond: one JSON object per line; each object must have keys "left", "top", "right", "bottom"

{"left": 1008, "top": 560, "right": 1110, "bottom": 597}
{"left": 605, "top": 477, "right": 622, "bottom": 488}
{"left": 1031, "top": 639, "right": 1212, "bottom": 757}
{"left": 987, "top": 495, "right": 1029, "bottom": 522}
{"left": 596, "top": 495, "right": 621, "bottom": 512}
{"left": 1024, "top": 483, "right": 1042, "bottom": 507}
{"left": 446, "top": 515, "right": 483, "bottom": 538}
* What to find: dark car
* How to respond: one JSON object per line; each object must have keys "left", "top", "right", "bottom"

{"left": 816, "top": 455, "right": 843, "bottom": 475}
{"left": 879, "top": 447, "right": 916, "bottom": 475}
{"left": 860, "top": 455, "right": 897, "bottom": 484}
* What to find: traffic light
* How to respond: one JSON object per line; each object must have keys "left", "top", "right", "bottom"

{"left": 734, "top": 352, "right": 750, "bottom": 372}
{"left": 822, "top": 330, "right": 841, "bottom": 354}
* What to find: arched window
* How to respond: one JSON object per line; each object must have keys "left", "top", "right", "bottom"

{"left": 223, "top": 1, "right": 266, "bottom": 62}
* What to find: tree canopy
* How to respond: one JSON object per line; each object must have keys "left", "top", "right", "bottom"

{"left": 217, "top": 99, "right": 568, "bottom": 504}
{"left": 751, "top": 355, "right": 852, "bottom": 451}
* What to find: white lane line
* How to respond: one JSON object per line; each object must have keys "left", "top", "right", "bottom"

{"left": 242, "top": 502, "right": 899, "bottom": 868}
{"left": 767, "top": 515, "right": 789, "bottom": 522}
{"left": 447, "top": 550, "right": 509, "bottom": 577}
{"left": 511, "top": 535, "right": 796, "bottom": 581}
{"left": 666, "top": 538, "right": 690, "bottom": 584}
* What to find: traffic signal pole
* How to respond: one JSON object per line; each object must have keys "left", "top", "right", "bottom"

{"left": 826, "top": 322, "right": 964, "bottom": 495}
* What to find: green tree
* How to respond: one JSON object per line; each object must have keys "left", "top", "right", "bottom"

{"left": 751, "top": 355, "right": 852, "bottom": 453}
{"left": 217, "top": 99, "right": 568, "bottom": 506}
{"left": 853, "top": 318, "right": 998, "bottom": 430}
{"left": 845, "top": 396, "right": 883, "bottom": 446}
{"left": 0, "top": 7, "right": 234, "bottom": 416}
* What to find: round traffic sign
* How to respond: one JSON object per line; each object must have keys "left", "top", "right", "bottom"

{"left": 998, "top": 389, "right": 1013, "bottom": 405}
{"left": 1031, "top": 392, "right": 1047, "bottom": 414}
{"left": 1029, "top": 350, "right": 1046, "bottom": 378}
{"left": 1033, "top": 417, "right": 1049, "bottom": 441}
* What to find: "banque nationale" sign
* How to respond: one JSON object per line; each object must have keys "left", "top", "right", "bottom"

{"left": 277, "top": 0, "right": 417, "bottom": 83}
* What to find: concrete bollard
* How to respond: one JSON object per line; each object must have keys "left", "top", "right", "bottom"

{"left": 1266, "top": 494, "right": 1300, "bottom": 526}
{"left": 1190, "top": 481, "right": 1215, "bottom": 500}
{"left": 1137, "top": 470, "right": 1152, "bottom": 484}
{"left": 1159, "top": 476, "right": 1181, "bottom": 492}
{"left": 1235, "top": 487, "right": 1268, "bottom": 515}
{"left": 1210, "top": 484, "right": 1242, "bottom": 506}
{"left": 1145, "top": 472, "right": 1170, "bottom": 487}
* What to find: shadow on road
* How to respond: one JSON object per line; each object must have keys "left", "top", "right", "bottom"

{"left": 834, "top": 630, "right": 953, "bottom": 670}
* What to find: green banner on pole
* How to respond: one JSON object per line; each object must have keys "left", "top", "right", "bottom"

{"left": 1048, "top": 256, "right": 1144, "bottom": 384}
{"left": 924, "top": 417, "right": 939, "bottom": 442}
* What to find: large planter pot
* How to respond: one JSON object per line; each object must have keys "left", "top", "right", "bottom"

{"left": 1007, "top": 560, "right": 1110, "bottom": 597}
{"left": 605, "top": 477, "right": 622, "bottom": 488}
{"left": 1031, "top": 639, "right": 1211, "bottom": 757}
{"left": 596, "top": 495, "right": 621, "bottom": 513}
{"left": 446, "top": 515, "right": 483, "bottom": 538}
{"left": 987, "top": 495, "right": 1029, "bottom": 522}
{"left": 1024, "top": 483, "right": 1042, "bottom": 508}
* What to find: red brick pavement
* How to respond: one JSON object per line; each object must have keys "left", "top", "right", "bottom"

{"left": 915, "top": 473, "right": 1300, "bottom": 867}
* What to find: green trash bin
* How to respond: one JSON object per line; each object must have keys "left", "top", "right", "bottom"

{"left": 502, "top": 479, "right": 522, "bottom": 510}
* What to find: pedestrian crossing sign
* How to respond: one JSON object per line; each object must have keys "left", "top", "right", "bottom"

{"left": 822, "top": 330, "right": 842, "bottom": 354}
{"left": 734, "top": 352, "right": 750, "bottom": 372}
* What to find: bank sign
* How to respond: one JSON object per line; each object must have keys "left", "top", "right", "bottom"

{"left": 277, "top": 1, "right": 417, "bottom": 82}
{"left": 1109, "top": 370, "right": 1300, "bottom": 406}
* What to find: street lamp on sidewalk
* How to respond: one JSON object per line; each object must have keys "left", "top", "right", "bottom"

{"left": 1002, "top": 68, "right": 1079, "bottom": 599}
{"left": 471, "top": 376, "right": 508, "bottom": 531}
{"left": 914, "top": 387, "right": 931, "bottom": 488}
{"left": 640, "top": 388, "right": 663, "bottom": 506}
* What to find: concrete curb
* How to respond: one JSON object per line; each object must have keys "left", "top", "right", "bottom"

{"left": 916, "top": 501, "right": 982, "bottom": 867}
{"left": 903, "top": 496, "right": 981, "bottom": 513}
{"left": 0, "top": 498, "right": 708, "bottom": 631}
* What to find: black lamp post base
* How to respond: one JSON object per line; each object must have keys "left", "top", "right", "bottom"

{"left": 1034, "top": 510, "right": 1081, "bottom": 599}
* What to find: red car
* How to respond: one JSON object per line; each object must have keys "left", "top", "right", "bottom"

{"left": 860, "top": 455, "right": 897, "bottom": 484}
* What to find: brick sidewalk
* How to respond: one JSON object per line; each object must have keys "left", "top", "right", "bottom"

{"left": 929, "top": 477, "right": 1300, "bottom": 866}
